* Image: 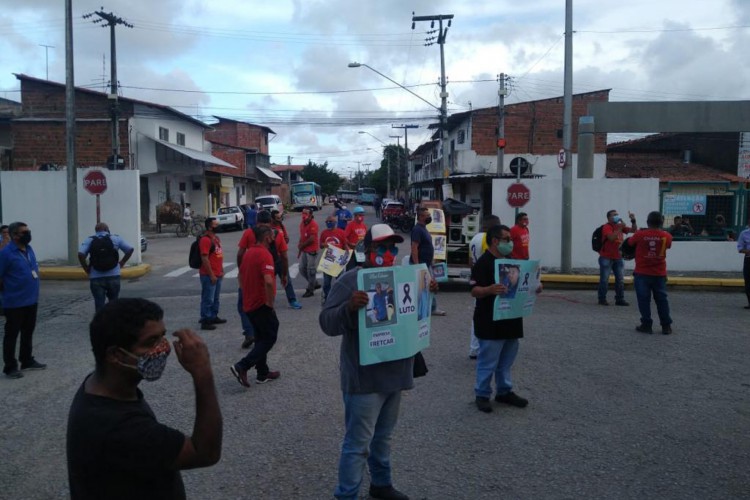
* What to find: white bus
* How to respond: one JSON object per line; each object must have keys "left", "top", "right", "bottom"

{"left": 291, "top": 182, "right": 323, "bottom": 210}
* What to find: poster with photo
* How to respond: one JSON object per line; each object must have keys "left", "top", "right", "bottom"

{"left": 357, "top": 264, "right": 432, "bottom": 366}
{"left": 492, "top": 259, "right": 542, "bottom": 321}
{"left": 432, "top": 234, "right": 447, "bottom": 260}
{"left": 426, "top": 208, "right": 446, "bottom": 234}
{"left": 431, "top": 262, "right": 448, "bottom": 282}
{"left": 317, "top": 245, "right": 352, "bottom": 277}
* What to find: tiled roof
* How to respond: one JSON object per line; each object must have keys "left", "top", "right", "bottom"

{"left": 606, "top": 154, "right": 747, "bottom": 182}
{"left": 271, "top": 164, "right": 305, "bottom": 172}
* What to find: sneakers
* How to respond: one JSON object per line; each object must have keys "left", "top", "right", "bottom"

{"left": 598, "top": 300, "right": 610, "bottom": 306}
{"left": 210, "top": 317, "right": 228, "bottom": 324}
{"left": 314, "top": 283, "right": 322, "bottom": 290}
{"left": 256, "top": 371, "right": 281, "bottom": 384}
{"left": 21, "top": 360, "right": 46, "bottom": 370}
{"left": 433, "top": 309, "right": 447, "bottom": 316}
{"left": 475, "top": 397, "right": 493, "bottom": 413}
{"left": 635, "top": 324, "right": 653, "bottom": 334}
{"left": 289, "top": 300, "right": 302, "bottom": 310}
{"left": 230, "top": 364, "right": 250, "bottom": 388}
{"left": 615, "top": 300, "right": 630, "bottom": 306}
{"left": 662, "top": 325, "right": 673, "bottom": 335}
{"left": 494, "top": 391, "right": 529, "bottom": 408}
{"left": 5, "top": 369, "right": 23, "bottom": 379}
{"left": 469, "top": 351, "right": 478, "bottom": 360}
{"left": 200, "top": 322, "right": 216, "bottom": 331}
{"left": 302, "top": 290, "right": 314, "bottom": 298}
{"left": 369, "top": 484, "right": 409, "bottom": 500}
{"left": 241, "top": 336, "right": 255, "bottom": 349}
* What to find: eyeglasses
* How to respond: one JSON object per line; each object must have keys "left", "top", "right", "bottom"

{"left": 375, "top": 244, "right": 399, "bottom": 256}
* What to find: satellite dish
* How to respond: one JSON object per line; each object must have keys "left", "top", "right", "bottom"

{"left": 509, "top": 157, "right": 530, "bottom": 175}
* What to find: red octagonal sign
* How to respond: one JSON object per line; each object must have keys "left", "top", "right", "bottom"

{"left": 507, "top": 182, "right": 530, "bottom": 208}
{"left": 83, "top": 170, "right": 108, "bottom": 195}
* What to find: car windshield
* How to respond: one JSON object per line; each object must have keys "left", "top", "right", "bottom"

{"left": 217, "top": 207, "right": 237, "bottom": 214}
{"left": 386, "top": 203, "right": 403, "bottom": 209}
{"left": 256, "top": 197, "right": 275, "bottom": 204}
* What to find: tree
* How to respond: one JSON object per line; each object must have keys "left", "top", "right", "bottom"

{"left": 361, "top": 144, "right": 408, "bottom": 198}
{"left": 301, "top": 161, "right": 343, "bottom": 196}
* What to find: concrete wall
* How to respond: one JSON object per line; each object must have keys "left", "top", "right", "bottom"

{"left": 1, "top": 170, "right": 142, "bottom": 264}
{"left": 490, "top": 178, "right": 741, "bottom": 272}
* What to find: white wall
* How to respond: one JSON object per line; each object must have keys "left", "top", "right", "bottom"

{"left": 489, "top": 178, "right": 740, "bottom": 272}
{"left": 1, "top": 170, "right": 142, "bottom": 264}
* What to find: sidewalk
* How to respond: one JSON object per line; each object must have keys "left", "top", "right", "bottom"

{"left": 39, "top": 264, "right": 151, "bottom": 280}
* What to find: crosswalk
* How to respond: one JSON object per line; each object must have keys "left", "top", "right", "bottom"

{"left": 162, "top": 262, "right": 315, "bottom": 279}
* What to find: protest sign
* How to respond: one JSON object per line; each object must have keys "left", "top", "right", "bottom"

{"left": 492, "top": 259, "right": 542, "bottom": 320}
{"left": 432, "top": 234, "right": 447, "bottom": 260}
{"left": 431, "top": 262, "right": 448, "bottom": 282}
{"left": 317, "top": 245, "right": 352, "bottom": 277}
{"left": 357, "top": 264, "right": 432, "bottom": 366}
{"left": 426, "top": 208, "right": 446, "bottom": 233}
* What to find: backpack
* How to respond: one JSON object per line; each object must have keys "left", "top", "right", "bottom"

{"left": 189, "top": 234, "right": 214, "bottom": 269}
{"left": 89, "top": 234, "right": 119, "bottom": 271}
{"left": 591, "top": 225, "right": 604, "bottom": 252}
{"left": 620, "top": 237, "right": 636, "bottom": 261}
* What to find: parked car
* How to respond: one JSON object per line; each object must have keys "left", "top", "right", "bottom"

{"left": 214, "top": 206, "right": 244, "bottom": 231}
{"left": 140, "top": 234, "right": 147, "bottom": 253}
{"left": 255, "top": 195, "right": 284, "bottom": 215}
{"left": 328, "top": 195, "right": 338, "bottom": 205}
{"left": 382, "top": 201, "right": 405, "bottom": 220}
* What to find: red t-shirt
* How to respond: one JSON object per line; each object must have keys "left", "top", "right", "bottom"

{"left": 319, "top": 227, "right": 347, "bottom": 250}
{"left": 299, "top": 219, "right": 319, "bottom": 254}
{"left": 599, "top": 222, "right": 632, "bottom": 259}
{"left": 198, "top": 233, "right": 223, "bottom": 277}
{"left": 238, "top": 227, "right": 288, "bottom": 254}
{"left": 344, "top": 221, "right": 367, "bottom": 247}
{"left": 630, "top": 229, "right": 672, "bottom": 276}
{"left": 240, "top": 245, "right": 276, "bottom": 311}
{"left": 509, "top": 224, "right": 530, "bottom": 260}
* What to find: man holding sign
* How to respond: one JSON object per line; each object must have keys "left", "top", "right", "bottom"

{"left": 470, "top": 225, "right": 542, "bottom": 414}
{"left": 320, "top": 224, "right": 437, "bottom": 500}
{"left": 319, "top": 214, "right": 349, "bottom": 302}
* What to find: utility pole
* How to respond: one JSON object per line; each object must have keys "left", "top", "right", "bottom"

{"left": 561, "top": 0, "right": 574, "bottom": 273}
{"left": 389, "top": 135, "right": 402, "bottom": 197}
{"left": 39, "top": 44, "right": 54, "bottom": 80}
{"left": 83, "top": 9, "right": 132, "bottom": 168}
{"left": 392, "top": 124, "right": 418, "bottom": 200}
{"left": 497, "top": 74, "right": 507, "bottom": 176}
{"left": 357, "top": 161, "right": 361, "bottom": 189}
{"left": 65, "top": 0, "right": 78, "bottom": 264}
{"left": 412, "top": 13, "right": 454, "bottom": 200}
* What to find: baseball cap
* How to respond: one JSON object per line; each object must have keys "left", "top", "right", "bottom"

{"left": 363, "top": 224, "right": 404, "bottom": 248}
{"left": 353, "top": 206, "right": 365, "bottom": 214}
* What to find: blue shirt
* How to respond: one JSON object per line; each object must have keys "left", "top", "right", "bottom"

{"left": 373, "top": 290, "right": 388, "bottom": 321}
{"left": 78, "top": 232, "right": 133, "bottom": 279}
{"left": 336, "top": 209, "right": 352, "bottom": 230}
{"left": 245, "top": 207, "right": 257, "bottom": 227}
{"left": 738, "top": 227, "right": 750, "bottom": 255}
{"left": 410, "top": 223, "right": 434, "bottom": 267}
{"left": 0, "top": 242, "right": 40, "bottom": 308}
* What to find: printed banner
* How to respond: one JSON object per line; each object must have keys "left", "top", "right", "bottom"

{"left": 357, "top": 264, "right": 432, "bottom": 366}
{"left": 431, "top": 262, "right": 448, "bottom": 282}
{"left": 426, "top": 208, "right": 446, "bottom": 234}
{"left": 317, "top": 245, "right": 352, "bottom": 277}
{"left": 492, "top": 259, "right": 542, "bottom": 321}
{"left": 432, "top": 234, "right": 447, "bottom": 260}
{"left": 662, "top": 194, "right": 707, "bottom": 216}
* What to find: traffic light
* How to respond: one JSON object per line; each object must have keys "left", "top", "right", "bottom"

{"left": 497, "top": 138, "right": 506, "bottom": 149}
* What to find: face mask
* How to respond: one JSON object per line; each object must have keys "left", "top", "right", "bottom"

{"left": 118, "top": 338, "right": 171, "bottom": 381}
{"left": 375, "top": 244, "right": 399, "bottom": 257}
{"left": 497, "top": 241, "right": 514, "bottom": 256}
{"left": 369, "top": 249, "right": 396, "bottom": 267}
{"left": 612, "top": 216, "right": 622, "bottom": 223}
{"left": 424, "top": 216, "right": 433, "bottom": 225}
{"left": 326, "top": 221, "right": 335, "bottom": 229}
{"left": 355, "top": 215, "right": 363, "bottom": 222}
{"left": 18, "top": 231, "right": 32, "bottom": 245}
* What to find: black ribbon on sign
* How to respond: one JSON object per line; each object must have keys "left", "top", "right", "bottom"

{"left": 402, "top": 284, "right": 412, "bottom": 305}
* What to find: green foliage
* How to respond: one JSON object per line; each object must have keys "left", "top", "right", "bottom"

{"left": 361, "top": 144, "right": 408, "bottom": 197}
{"left": 302, "top": 161, "right": 344, "bottom": 196}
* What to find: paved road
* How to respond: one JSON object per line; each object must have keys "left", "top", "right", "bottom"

{"left": 2, "top": 205, "right": 749, "bottom": 499}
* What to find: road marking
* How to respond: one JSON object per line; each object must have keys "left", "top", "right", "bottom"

{"left": 164, "top": 266, "right": 193, "bottom": 278}
{"left": 289, "top": 263, "right": 299, "bottom": 279}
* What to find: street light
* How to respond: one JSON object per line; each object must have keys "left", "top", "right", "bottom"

{"left": 359, "top": 130, "right": 391, "bottom": 198}
{"left": 349, "top": 61, "right": 448, "bottom": 196}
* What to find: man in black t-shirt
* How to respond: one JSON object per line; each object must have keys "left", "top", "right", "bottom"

{"left": 410, "top": 206, "right": 446, "bottom": 316}
{"left": 66, "top": 298, "right": 222, "bottom": 499}
{"left": 470, "top": 225, "right": 542, "bottom": 413}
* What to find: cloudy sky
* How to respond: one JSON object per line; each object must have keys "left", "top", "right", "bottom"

{"left": 1, "top": 0, "right": 748, "bottom": 177}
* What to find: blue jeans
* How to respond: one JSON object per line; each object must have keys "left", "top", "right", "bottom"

{"left": 237, "top": 288, "right": 255, "bottom": 337}
{"left": 598, "top": 256, "right": 625, "bottom": 302}
{"left": 275, "top": 262, "right": 298, "bottom": 303}
{"left": 335, "top": 391, "right": 402, "bottom": 500}
{"left": 199, "top": 275, "right": 222, "bottom": 322}
{"left": 634, "top": 274, "right": 672, "bottom": 328}
{"left": 475, "top": 338, "right": 520, "bottom": 399}
{"left": 90, "top": 276, "right": 121, "bottom": 312}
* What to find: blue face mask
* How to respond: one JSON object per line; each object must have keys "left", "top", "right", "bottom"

{"left": 326, "top": 221, "right": 335, "bottom": 229}
{"left": 376, "top": 244, "right": 399, "bottom": 256}
{"left": 612, "top": 215, "right": 622, "bottom": 223}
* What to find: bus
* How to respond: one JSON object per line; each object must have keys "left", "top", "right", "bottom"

{"left": 357, "top": 187, "right": 377, "bottom": 205}
{"left": 291, "top": 182, "right": 323, "bottom": 211}
{"left": 336, "top": 189, "right": 358, "bottom": 203}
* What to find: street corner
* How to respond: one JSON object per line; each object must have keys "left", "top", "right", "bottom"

{"left": 39, "top": 264, "right": 151, "bottom": 280}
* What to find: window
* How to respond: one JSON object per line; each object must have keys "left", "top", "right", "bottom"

{"left": 192, "top": 181, "right": 201, "bottom": 191}
{"left": 179, "top": 182, "right": 186, "bottom": 191}
{"left": 159, "top": 127, "right": 169, "bottom": 141}
{"left": 176, "top": 132, "right": 185, "bottom": 146}
{"left": 457, "top": 129, "right": 465, "bottom": 144}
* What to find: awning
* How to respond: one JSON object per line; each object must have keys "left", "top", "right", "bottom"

{"left": 257, "top": 166, "right": 283, "bottom": 181}
{"left": 152, "top": 137, "right": 236, "bottom": 169}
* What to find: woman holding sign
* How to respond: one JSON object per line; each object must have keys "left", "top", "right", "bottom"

{"left": 469, "top": 225, "right": 542, "bottom": 414}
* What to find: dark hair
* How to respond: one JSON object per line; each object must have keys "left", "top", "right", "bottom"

{"left": 606, "top": 210, "right": 617, "bottom": 219}
{"left": 8, "top": 222, "right": 27, "bottom": 236}
{"left": 486, "top": 224, "right": 510, "bottom": 245}
{"left": 646, "top": 211, "right": 664, "bottom": 228}
{"left": 89, "top": 298, "right": 164, "bottom": 368}
{"left": 481, "top": 215, "right": 501, "bottom": 231}
{"left": 516, "top": 212, "right": 528, "bottom": 223}
{"left": 270, "top": 209, "right": 280, "bottom": 217}
{"left": 205, "top": 217, "right": 216, "bottom": 230}
{"left": 0, "top": 225, "right": 8, "bottom": 232}
{"left": 254, "top": 224, "right": 273, "bottom": 242}
{"left": 257, "top": 210, "right": 272, "bottom": 224}
{"left": 417, "top": 206, "right": 429, "bottom": 213}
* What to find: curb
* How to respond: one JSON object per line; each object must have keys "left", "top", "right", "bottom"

{"left": 39, "top": 264, "right": 152, "bottom": 280}
{"left": 541, "top": 273, "right": 743, "bottom": 288}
